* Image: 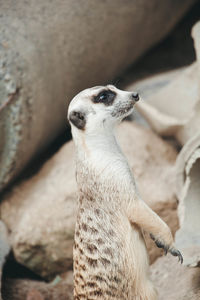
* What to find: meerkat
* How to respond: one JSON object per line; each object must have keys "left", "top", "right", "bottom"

{"left": 68, "top": 85, "right": 183, "bottom": 300}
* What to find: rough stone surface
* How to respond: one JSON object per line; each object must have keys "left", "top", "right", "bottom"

{"left": 2, "top": 271, "right": 73, "bottom": 300}
{"left": 174, "top": 21, "right": 200, "bottom": 267}
{"left": 0, "top": 0, "right": 195, "bottom": 192}
{"left": 151, "top": 255, "right": 200, "bottom": 300}
{"left": 176, "top": 146, "right": 200, "bottom": 267}
{"left": 1, "top": 141, "right": 77, "bottom": 279}
{"left": 0, "top": 221, "right": 10, "bottom": 300}
{"left": 1, "top": 121, "right": 178, "bottom": 278}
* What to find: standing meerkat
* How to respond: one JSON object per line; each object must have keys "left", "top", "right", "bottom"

{"left": 68, "top": 85, "right": 183, "bottom": 300}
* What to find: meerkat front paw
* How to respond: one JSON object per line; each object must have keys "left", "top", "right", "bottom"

{"left": 150, "top": 233, "right": 169, "bottom": 254}
{"left": 150, "top": 233, "right": 183, "bottom": 263}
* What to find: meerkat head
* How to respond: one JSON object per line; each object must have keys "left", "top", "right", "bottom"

{"left": 68, "top": 85, "right": 139, "bottom": 135}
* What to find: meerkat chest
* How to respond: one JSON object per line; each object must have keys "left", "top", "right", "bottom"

{"left": 73, "top": 151, "right": 141, "bottom": 298}
{"left": 76, "top": 150, "right": 136, "bottom": 202}
{"left": 73, "top": 202, "right": 134, "bottom": 299}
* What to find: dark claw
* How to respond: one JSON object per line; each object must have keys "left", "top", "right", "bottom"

{"left": 150, "top": 233, "right": 155, "bottom": 241}
{"left": 154, "top": 240, "right": 169, "bottom": 255}
{"left": 150, "top": 234, "right": 183, "bottom": 264}
{"left": 150, "top": 234, "right": 169, "bottom": 255}
{"left": 169, "top": 248, "right": 183, "bottom": 264}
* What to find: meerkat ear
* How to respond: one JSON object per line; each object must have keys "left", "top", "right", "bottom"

{"left": 69, "top": 110, "right": 86, "bottom": 130}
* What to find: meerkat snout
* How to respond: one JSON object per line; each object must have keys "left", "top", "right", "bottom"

{"left": 68, "top": 85, "right": 139, "bottom": 132}
{"left": 132, "top": 92, "right": 139, "bottom": 101}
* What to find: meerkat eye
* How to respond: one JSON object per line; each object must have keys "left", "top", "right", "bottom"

{"left": 99, "top": 92, "right": 108, "bottom": 101}
{"left": 93, "top": 90, "right": 116, "bottom": 106}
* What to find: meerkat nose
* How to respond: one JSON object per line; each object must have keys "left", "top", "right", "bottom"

{"left": 132, "top": 92, "right": 139, "bottom": 101}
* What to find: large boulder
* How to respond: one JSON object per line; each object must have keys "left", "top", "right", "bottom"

{"left": 0, "top": 0, "right": 195, "bottom": 191}
{"left": 1, "top": 121, "right": 178, "bottom": 278}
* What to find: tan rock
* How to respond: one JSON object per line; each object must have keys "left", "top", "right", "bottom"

{"left": 1, "top": 121, "right": 178, "bottom": 278}
{"left": 0, "top": 220, "right": 10, "bottom": 300}
{"left": 174, "top": 21, "right": 200, "bottom": 267}
{"left": 151, "top": 255, "right": 200, "bottom": 300}
{"left": 2, "top": 271, "right": 73, "bottom": 300}
{"left": 126, "top": 21, "right": 200, "bottom": 267}
{"left": 1, "top": 142, "right": 77, "bottom": 279}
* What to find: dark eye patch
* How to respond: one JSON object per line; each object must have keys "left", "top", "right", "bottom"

{"left": 93, "top": 89, "right": 116, "bottom": 106}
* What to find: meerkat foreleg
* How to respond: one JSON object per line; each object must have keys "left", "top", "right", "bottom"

{"left": 128, "top": 198, "right": 183, "bottom": 263}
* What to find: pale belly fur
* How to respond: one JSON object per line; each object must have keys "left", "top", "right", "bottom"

{"left": 73, "top": 203, "right": 157, "bottom": 300}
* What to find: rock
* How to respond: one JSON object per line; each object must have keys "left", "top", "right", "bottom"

{"left": 126, "top": 21, "right": 200, "bottom": 267}
{"left": 174, "top": 21, "right": 200, "bottom": 267}
{"left": 151, "top": 255, "right": 200, "bottom": 300}
{"left": 26, "top": 289, "right": 44, "bottom": 300}
{"left": 0, "top": 221, "right": 10, "bottom": 300}
{"left": 0, "top": 221, "right": 10, "bottom": 268}
{"left": 1, "top": 121, "right": 178, "bottom": 278}
{"left": 0, "top": 0, "right": 195, "bottom": 192}
{"left": 131, "top": 62, "right": 199, "bottom": 143}
{"left": 120, "top": 0, "right": 200, "bottom": 90}
{"left": 175, "top": 141, "right": 200, "bottom": 267}
{"left": 2, "top": 271, "right": 73, "bottom": 300}
{"left": 1, "top": 141, "right": 77, "bottom": 279}
{"left": 129, "top": 21, "right": 200, "bottom": 267}
{"left": 127, "top": 22, "right": 200, "bottom": 146}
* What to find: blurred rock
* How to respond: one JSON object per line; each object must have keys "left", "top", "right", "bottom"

{"left": 0, "top": 221, "right": 10, "bottom": 300}
{"left": 176, "top": 144, "right": 200, "bottom": 267}
{"left": 1, "top": 121, "right": 178, "bottom": 278}
{"left": 1, "top": 141, "right": 77, "bottom": 279}
{"left": 132, "top": 62, "right": 199, "bottom": 143}
{"left": 127, "top": 67, "right": 185, "bottom": 101}
{"left": 151, "top": 255, "right": 200, "bottom": 300}
{"left": 129, "top": 21, "right": 200, "bottom": 267}
{"left": 26, "top": 289, "right": 44, "bottom": 300}
{"left": 120, "top": 1, "right": 200, "bottom": 89}
{"left": 174, "top": 21, "right": 200, "bottom": 267}
{"left": 2, "top": 271, "right": 73, "bottom": 300}
{"left": 0, "top": 0, "right": 195, "bottom": 192}
{"left": 0, "top": 221, "right": 10, "bottom": 268}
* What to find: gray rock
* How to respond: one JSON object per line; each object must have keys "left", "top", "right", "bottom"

{"left": 133, "top": 21, "right": 200, "bottom": 267}
{"left": 0, "top": 0, "right": 195, "bottom": 191}
{"left": 151, "top": 255, "right": 200, "bottom": 300}
{"left": 1, "top": 121, "right": 178, "bottom": 278}
{"left": 0, "top": 221, "right": 10, "bottom": 268}
{"left": 0, "top": 221, "right": 10, "bottom": 300}
{"left": 175, "top": 22, "right": 200, "bottom": 267}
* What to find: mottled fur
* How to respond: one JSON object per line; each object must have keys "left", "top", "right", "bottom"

{"left": 68, "top": 85, "right": 182, "bottom": 300}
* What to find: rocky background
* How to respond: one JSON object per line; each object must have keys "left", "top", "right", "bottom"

{"left": 1, "top": 1, "right": 200, "bottom": 299}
